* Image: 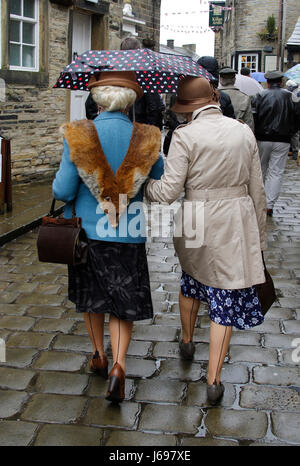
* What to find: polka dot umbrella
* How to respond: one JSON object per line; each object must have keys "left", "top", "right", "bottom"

{"left": 54, "top": 48, "right": 213, "bottom": 94}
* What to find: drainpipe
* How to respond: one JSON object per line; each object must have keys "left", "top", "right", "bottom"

{"left": 277, "top": 0, "right": 285, "bottom": 71}
{"left": 281, "top": 0, "right": 286, "bottom": 71}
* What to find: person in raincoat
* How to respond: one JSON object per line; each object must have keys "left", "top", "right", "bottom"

{"left": 145, "top": 76, "right": 267, "bottom": 404}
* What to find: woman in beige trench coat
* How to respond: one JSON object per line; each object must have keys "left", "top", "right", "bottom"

{"left": 145, "top": 76, "right": 267, "bottom": 404}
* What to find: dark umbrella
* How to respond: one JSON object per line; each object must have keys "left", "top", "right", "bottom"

{"left": 54, "top": 48, "right": 213, "bottom": 94}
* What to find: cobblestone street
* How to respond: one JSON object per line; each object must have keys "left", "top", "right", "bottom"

{"left": 0, "top": 159, "right": 300, "bottom": 446}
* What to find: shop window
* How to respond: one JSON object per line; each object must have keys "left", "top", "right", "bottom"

{"left": 238, "top": 53, "right": 259, "bottom": 73}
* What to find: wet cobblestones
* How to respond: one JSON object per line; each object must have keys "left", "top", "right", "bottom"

{"left": 0, "top": 160, "right": 299, "bottom": 445}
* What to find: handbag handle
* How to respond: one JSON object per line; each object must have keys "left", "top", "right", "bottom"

{"left": 48, "top": 198, "right": 76, "bottom": 218}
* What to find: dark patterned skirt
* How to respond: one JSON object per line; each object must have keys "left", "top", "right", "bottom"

{"left": 68, "top": 240, "right": 153, "bottom": 321}
{"left": 181, "top": 271, "right": 264, "bottom": 330}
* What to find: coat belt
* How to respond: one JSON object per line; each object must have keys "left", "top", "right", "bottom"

{"left": 185, "top": 185, "right": 248, "bottom": 202}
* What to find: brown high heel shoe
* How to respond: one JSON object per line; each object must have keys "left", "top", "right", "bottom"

{"left": 105, "top": 362, "right": 125, "bottom": 404}
{"left": 89, "top": 351, "right": 108, "bottom": 379}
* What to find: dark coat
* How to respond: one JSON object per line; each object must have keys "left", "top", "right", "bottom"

{"left": 219, "top": 91, "right": 235, "bottom": 119}
{"left": 85, "top": 93, "right": 98, "bottom": 120}
{"left": 85, "top": 92, "right": 165, "bottom": 130}
{"left": 128, "top": 93, "right": 165, "bottom": 129}
{"left": 252, "top": 84, "right": 300, "bottom": 143}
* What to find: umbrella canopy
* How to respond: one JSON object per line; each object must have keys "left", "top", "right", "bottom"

{"left": 54, "top": 48, "right": 213, "bottom": 94}
{"left": 234, "top": 74, "right": 263, "bottom": 96}
{"left": 250, "top": 72, "right": 267, "bottom": 83}
{"left": 284, "top": 64, "right": 300, "bottom": 85}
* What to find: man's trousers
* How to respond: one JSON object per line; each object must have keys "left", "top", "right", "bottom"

{"left": 257, "top": 140, "right": 290, "bottom": 210}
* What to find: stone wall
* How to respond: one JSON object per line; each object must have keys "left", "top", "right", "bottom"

{"left": 0, "top": 3, "right": 69, "bottom": 182}
{"left": 217, "top": 0, "right": 300, "bottom": 70}
{"left": 0, "top": 0, "right": 161, "bottom": 183}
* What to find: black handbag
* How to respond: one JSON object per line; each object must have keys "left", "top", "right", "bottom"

{"left": 255, "top": 252, "right": 277, "bottom": 315}
{"left": 37, "top": 198, "right": 88, "bottom": 265}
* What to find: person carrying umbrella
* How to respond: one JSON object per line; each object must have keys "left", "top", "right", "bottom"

{"left": 86, "top": 36, "right": 165, "bottom": 129}
{"left": 53, "top": 71, "right": 164, "bottom": 403}
{"left": 145, "top": 76, "right": 267, "bottom": 405}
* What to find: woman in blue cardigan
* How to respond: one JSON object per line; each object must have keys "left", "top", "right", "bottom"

{"left": 53, "top": 71, "right": 164, "bottom": 403}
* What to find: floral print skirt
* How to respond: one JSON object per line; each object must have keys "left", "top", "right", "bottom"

{"left": 68, "top": 240, "right": 153, "bottom": 321}
{"left": 181, "top": 271, "right": 264, "bottom": 330}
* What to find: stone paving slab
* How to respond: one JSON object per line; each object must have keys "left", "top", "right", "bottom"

{"left": 0, "top": 420, "right": 38, "bottom": 446}
{"left": 32, "top": 318, "right": 74, "bottom": 334}
{"left": 33, "top": 350, "right": 87, "bottom": 372}
{"left": 264, "top": 333, "right": 300, "bottom": 349}
{"left": 271, "top": 412, "right": 300, "bottom": 444}
{"left": 229, "top": 346, "right": 278, "bottom": 364}
{"left": 253, "top": 365, "right": 300, "bottom": 386}
{"left": 105, "top": 430, "right": 177, "bottom": 446}
{"left": 34, "top": 371, "right": 89, "bottom": 395}
{"left": 240, "top": 385, "right": 300, "bottom": 411}
{"left": 7, "top": 331, "right": 55, "bottom": 349}
{"left": 0, "top": 389, "right": 29, "bottom": 418}
{"left": 134, "top": 379, "right": 186, "bottom": 403}
{"left": 84, "top": 399, "right": 140, "bottom": 429}
{"left": 21, "top": 393, "right": 87, "bottom": 424}
{"left": 0, "top": 315, "right": 35, "bottom": 331}
{"left": 34, "top": 424, "right": 103, "bottom": 446}
{"left": 3, "top": 348, "right": 39, "bottom": 368}
{"left": 158, "top": 359, "right": 205, "bottom": 382}
{"left": 0, "top": 304, "right": 29, "bottom": 316}
{"left": 205, "top": 409, "right": 268, "bottom": 440}
{"left": 0, "top": 367, "right": 35, "bottom": 390}
{"left": 138, "top": 404, "right": 202, "bottom": 434}
{"left": 181, "top": 437, "right": 239, "bottom": 446}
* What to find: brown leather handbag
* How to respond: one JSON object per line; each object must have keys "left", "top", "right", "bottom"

{"left": 255, "top": 252, "right": 277, "bottom": 316}
{"left": 37, "top": 199, "right": 88, "bottom": 265}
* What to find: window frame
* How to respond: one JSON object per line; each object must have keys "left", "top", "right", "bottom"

{"left": 9, "top": 0, "right": 40, "bottom": 72}
{"left": 238, "top": 53, "right": 259, "bottom": 73}
{"left": 234, "top": 50, "right": 262, "bottom": 73}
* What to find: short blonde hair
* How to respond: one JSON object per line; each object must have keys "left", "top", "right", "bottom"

{"left": 91, "top": 85, "right": 137, "bottom": 112}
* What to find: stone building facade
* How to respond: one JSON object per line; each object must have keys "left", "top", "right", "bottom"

{"left": 214, "top": 0, "right": 300, "bottom": 73}
{"left": 0, "top": 0, "right": 161, "bottom": 183}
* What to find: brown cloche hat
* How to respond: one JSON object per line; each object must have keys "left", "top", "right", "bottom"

{"left": 88, "top": 70, "right": 143, "bottom": 98}
{"left": 171, "top": 76, "right": 217, "bottom": 113}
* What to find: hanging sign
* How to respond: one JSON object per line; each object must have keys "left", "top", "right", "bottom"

{"left": 209, "top": 2, "right": 226, "bottom": 27}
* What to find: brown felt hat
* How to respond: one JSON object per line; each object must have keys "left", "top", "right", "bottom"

{"left": 171, "top": 76, "right": 217, "bottom": 113}
{"left": 88, "top": 70, "right": 143, "bottom": 98}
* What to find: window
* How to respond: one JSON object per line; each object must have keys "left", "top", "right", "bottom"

{"left": 9, "top": 0, "right": 39, "bottom": 71}
{"left": 238, "top": 53, "right": 259, "bottom": 73}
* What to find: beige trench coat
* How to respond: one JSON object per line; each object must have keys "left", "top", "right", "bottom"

{"left": 145, "top": 105, "right": 267, "bottom": 290}
{"left": 218, "top": 85, "right": 255, "bottom": 132}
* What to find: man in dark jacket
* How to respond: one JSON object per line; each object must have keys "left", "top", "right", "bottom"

{"left": 85, "top": 36, "right": 165, "bottom": 129}
{"left": 252, "top": 70, "right": 300, "bottom": 216}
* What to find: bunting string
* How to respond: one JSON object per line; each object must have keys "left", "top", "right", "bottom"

{"left": 163, "top": 6, "right": 234, "bottom": 16}
{"left": 161, "top": 25, "right": 216, "bottom": 33}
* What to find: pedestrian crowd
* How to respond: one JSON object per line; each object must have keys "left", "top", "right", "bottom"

{"left": 52, "top": 37, "right": 300, "bottom": 406}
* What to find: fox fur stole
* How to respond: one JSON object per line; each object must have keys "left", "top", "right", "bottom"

{"left": 60, "top": 119, "right": 161, "bottom": 227}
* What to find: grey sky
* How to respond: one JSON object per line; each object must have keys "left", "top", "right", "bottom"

{"left": 160, "top": 0, "right": 215, "bottom": 56}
